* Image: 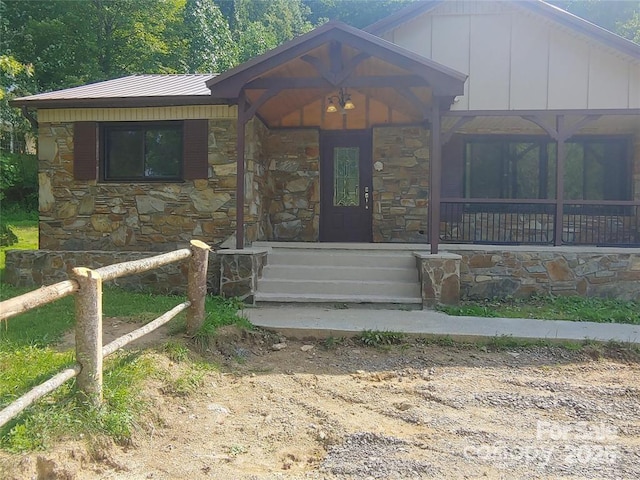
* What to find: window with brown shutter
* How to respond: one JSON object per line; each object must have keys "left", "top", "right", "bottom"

{"left": 95, "top": 119, "right": 209, "bottom": 182}
{"left": 73, "top": 122, "right": 98, "bottom": 180}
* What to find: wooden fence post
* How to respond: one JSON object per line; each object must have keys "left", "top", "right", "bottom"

{"left": 186, "top": 240, "right": 211, "bottom": 336}
{"left": 72, "top": 267, "right": 103, "bottom": 406}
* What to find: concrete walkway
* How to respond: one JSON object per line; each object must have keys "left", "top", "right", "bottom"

{"left": 245, "top": 305, "right": 640, "bottom": 344}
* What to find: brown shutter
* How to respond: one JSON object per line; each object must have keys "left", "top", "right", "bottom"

{"left": 183, "top": 119, "right": 209, "bottom": 180}
{"left": 441, "top": 134, "right": 465, "bottom": 222}
{"left": 73, "top": 122, "right": 98, "bottom": 180}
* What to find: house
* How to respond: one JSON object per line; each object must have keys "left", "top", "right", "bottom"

{"left": 8, "top": 0, "right": 640, "bottom": 305}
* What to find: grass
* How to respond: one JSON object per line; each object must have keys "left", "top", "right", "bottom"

{"left": 437, "top": 295, "right": 640, "bottom": 325}
{"left": 0, "top": 213, "right": 37, "bottom": 279}
{"left": 0, "top": 281, "right": 250, "bottom": 453}
{"left": 357, "top": 330, "right": 406, "bottom": 347}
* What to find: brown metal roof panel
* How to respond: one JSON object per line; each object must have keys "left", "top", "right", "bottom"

{"left": 12, "top": 74, "right": 216, "bottom": 103}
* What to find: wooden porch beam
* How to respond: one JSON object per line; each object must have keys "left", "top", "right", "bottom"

{"left": 335, "top": 52, "right": 370, "bottom": 85}
{"left": 244, "top": 75, "right": 428, "bottom": 90}
{"left": 522, "top": 115, "right": 560, "bottom": 140}
{"left": 244, "top": 87, "right": 283, "bottom": 119}
{"left": 429, "top": 100, "right": 442, "bottom": 254}
{"left": 554, "top": 115, "right": 565, "bottom": 247}
{"left": 329, "top": 40, "right": 342, "bottom": 75}
{"left": 441, "top": 116, "right": 473, "bottom": 145}
{"left": 394, "top": 87, "right": 429, "bottom": 120}
{"left": 301, "top": 54, "right": 339, "bottom": 86}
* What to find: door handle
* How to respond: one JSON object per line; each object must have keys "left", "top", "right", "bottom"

{"left": 364, "top": 186, "right": 370, "bottom": 209}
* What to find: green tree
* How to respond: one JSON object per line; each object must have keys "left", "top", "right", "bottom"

{"left": 183, "top": 0, "right": 237, "bottom": 73}
{"left": 303, "top": 0, "right": 415, "bottom": 29}
{"left": 231, "top": 0, "right": 314, "bottom": 63}
{"left": 550, "top": 0, "right": 640, "bottom": 44}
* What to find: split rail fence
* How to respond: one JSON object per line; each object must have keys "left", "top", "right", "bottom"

{"left": 0, "top": 240, "right": 211, "bottom": 428}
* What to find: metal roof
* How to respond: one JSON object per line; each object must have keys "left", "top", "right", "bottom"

{"left": 11, "top": 74, "right": 217, "bottom": 108}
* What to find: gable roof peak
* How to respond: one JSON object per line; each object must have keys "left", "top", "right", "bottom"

{"left": 366, "top": 0, "right": 640, "bottom": 59}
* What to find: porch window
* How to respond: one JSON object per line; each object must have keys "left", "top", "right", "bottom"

{"left": 463, "top": 137, "right": 631, "bottom": 201}
{"left": 562, "top": 139, "right": 630, "bottom": 201}
{"left": 101, "top": 122, "right": 183, "bottom": 181}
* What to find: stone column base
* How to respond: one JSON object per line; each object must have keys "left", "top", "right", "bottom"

{"left": 414, "top": 252, "right": 462, "bottom": 308}
{"left": 218, "top": 249, "right": 268, "bottom": 304}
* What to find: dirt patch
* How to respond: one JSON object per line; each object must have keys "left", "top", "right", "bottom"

{"left": 2, "top": 328, "right": 639, "bottom": 479}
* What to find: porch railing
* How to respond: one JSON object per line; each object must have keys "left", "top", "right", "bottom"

{"left": 440, "top": 199, "right": 640, "bottom": 246}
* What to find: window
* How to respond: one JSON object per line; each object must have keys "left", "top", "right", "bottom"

{"left": 463, "top": 136, "right": 630, "bottom": 201}
{"left": 464, "top": 138, "right": 553, "bottom": 199}
{"left": 563, "top": 139, "right": 630, "bottom": 201}
{"left": 102, "top": 122, "right": 183, "bottom": 181}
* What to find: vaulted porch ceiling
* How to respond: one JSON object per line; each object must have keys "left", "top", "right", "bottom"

{"left": 206, "top": 21, "right": 466, "bottom": 129}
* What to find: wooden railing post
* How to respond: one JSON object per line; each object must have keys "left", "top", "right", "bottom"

{"left": 186, "top": 240, "right": 211, "bottom": 336}
{"left": 72, "top": 267, "right": 103, "bottom": 406}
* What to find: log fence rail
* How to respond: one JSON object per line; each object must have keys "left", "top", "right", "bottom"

{"left": 0, "top": 240, "right": 211, "bottom": 428}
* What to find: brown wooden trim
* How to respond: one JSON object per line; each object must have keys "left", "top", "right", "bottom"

{"left": 554, "top": 115, "right": 565, "bottom": 246}
{"left": 441, "top": 117, "right": 473, "bottom": 145}
{"left": 442, "top": 198, "right": 557, "bottom": 204}
{"left": 429, "top": 101, "right": 441, "bottom": 254}
{"left": 394, "top": 87, "right": 429, "bottom": 119}
{"left": 207, "top": 21, "right": 466, "bottom": 98}
{"left": 365, "top": 1, "right": 441, "bottom": 35}
{"left": 444, "top": 109, "right": 640, "bottom": 117}
{"left": 11, "top": 96, "right": 222, "bottom": 109}
{"left": 365, "top": 0, "right": 640, "bottom": 60}
{"left": 244, "top": 75, "right": 430, "bottom": 90}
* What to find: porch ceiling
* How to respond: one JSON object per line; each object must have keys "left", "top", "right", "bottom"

{"left": 206, "top": 21, "right": 466, "bottom": 129}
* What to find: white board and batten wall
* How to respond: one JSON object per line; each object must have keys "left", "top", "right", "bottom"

{"left": 384, "top": 0, "right": 640, "bottom": 111}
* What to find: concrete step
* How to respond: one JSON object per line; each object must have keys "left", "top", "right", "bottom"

{"left": 254, "top": 292, "right": 423, "bottom": 305}
{"left": 258, "top": 278, "right": 421, "bottom": 297}
{"left": 261, "top": 265, "right": 418, "bottom": 282}
{"left": 266, "top": 250, "right": 417, "bottom": 268}
{"left": 254, "top": 243, "right": 424, "bottom": 306}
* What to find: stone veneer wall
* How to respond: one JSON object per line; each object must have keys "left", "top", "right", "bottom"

{"left": 38, "top": 120, "right": 238, "bottom": 251}
{"left": 5, "top": 249, "right": 221, "bottom": 295}
{"left": 245, "top": 119, "right": 270, "bottom": 243}
{"left": 263, "top": 129, "right": 320, "bottom": 241}
{"left": 443, "top": 245, "right": 640, "bottom": 301}
{"left": 372, "top": 126, "right": 430, "bottom": 243}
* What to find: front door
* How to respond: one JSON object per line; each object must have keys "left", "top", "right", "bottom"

{"left": 320, "top": 131, "right": 372, "bottom": 242}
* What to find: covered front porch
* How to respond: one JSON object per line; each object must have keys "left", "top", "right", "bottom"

{"left": 206, "top": 22, "right": 639, "bottom": 254}
{"left": 206, "top": 21, "right": 466, "bottom": 254}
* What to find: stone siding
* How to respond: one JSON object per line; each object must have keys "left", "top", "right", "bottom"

{"left": 38, "top": 120, "right": 238, "bottom": 251}
{"left": 443, "top": 246, "right": 640, "bottom": 301}
{"left": 263, "top": 129, "right": 320, "bottom": 241}
{"left": 4, "top": 249, "right": 221, "bottom": 295}
{"left": 372, "top": 126, "right": 430, "bottom": 243}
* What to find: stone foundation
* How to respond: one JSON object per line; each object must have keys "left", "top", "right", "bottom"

{"left": 218, "top": 249, "right": 268, "bottom": 303}
{"left": 7, "top": 245, "right": 639, "bottom": 305}
{"left": 443, "top": 245, "right": 640, "bottom": 301}
{"left": 414, "top": 252, "right": 461, "bottom": 307}
{"left": 4, "top": 249, "right": 221, "bottom": 295}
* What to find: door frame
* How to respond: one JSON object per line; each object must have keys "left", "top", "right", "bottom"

{"left": 319, "top": 129, "right": 373, "bottom": 242}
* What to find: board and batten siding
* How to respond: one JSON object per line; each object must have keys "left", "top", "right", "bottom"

{"left": 385, "top": 0, "right": 640, "bottom": 111}
{"left": 38, "top": 105, "right": 238, "bottom": 123}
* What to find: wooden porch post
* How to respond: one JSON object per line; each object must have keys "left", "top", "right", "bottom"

{"left": 236, "top": 91, "right": 247, "bottom": 249}
{"left": 554, "top": 115, "right": 565, "bottom": 246}
{"left": 429, "top": 99, "right": 442, "bottom": 254}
